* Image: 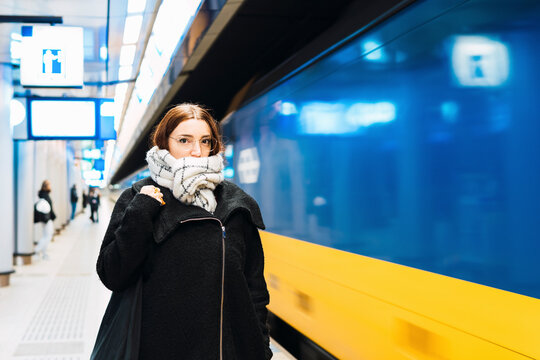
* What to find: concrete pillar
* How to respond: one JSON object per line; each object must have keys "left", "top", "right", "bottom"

{"left": 15, "top": 141, "right": 36, "bottom": 265}
{"left": 0, "top": 64, "right": 14, "bottom": 285}
{"left": 50, "top": 141, "right": 64, "bottom": 229}
{"left": 52, "top": 141, "right": 69, "bottom": 229}
{"left": 66, "top": 143, "right": 83, "bottom": 218}
{"left": 34, "top": 141, "right": 70, "bottom": 233}
{"left": 33, "top": 141, "right": 47, "bottom": 245}
{"left": 59, "top": 141, "right": 69, "bottom": 226}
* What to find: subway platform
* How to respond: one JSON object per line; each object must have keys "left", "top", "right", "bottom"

{"left": 0, "top": 198, "right": 293, "bottom": 360}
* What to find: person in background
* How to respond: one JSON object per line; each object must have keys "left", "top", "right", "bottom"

{"left": 70, "top": 184, "right": 78, "bottom": 220}
{"left": 89, "top": 188, "right": 100, "bottom": 223}
{"left": 82, "top": 188, "right": 88, "bottom": 211}
{"left": 96, "top": 103, "right": 272, "bottom": 359}
{"left": 34, "top": 180, "right": 56, "bottom": 260}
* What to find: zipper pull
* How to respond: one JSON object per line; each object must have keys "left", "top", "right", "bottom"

{"left": 221, "top": 226, "right": 226, "bottom": 239}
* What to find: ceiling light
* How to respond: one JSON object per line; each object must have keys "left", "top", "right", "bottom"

{"left": 123, "top": 15, "right": 143, "bottom": 44}
{"left": 100, "top": 46, "right": 108, "bottom": 61}
{"left": 118, "top": 65, "right": 132, "bottom": 80}
{"left": 115, "top": 82, "right": 128, "bottom": 98}
{"left": 114, "top": 83, "right": 129, "bottom": 111}
{"left": 119, "top": 45, "right": 136, "bottom": 66}
{"left": 127, "top": 0, "right": 147, "bottom": 13}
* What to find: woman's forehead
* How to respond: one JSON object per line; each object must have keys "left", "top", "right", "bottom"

{"left": 171, "top": 119, "right": 211, "bottom": 135}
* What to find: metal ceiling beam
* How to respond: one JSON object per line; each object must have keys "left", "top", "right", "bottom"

{"left": 0, "top": 15, "right": 63, "bottom": 24}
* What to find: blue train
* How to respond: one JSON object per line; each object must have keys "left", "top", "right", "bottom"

{"left": 221, "top": 0, "right": 540, "bottom": 358}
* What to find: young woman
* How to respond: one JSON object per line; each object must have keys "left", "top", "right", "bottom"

{"left": 34, "top": 180, "right": 56, "bottom": 260}
{"left": 96, "top": 104, "right": 272, "bottom": 359}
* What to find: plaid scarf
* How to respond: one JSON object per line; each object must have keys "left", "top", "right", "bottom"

{"left": 145, "top": 146, "right": 224, "bottom": 213}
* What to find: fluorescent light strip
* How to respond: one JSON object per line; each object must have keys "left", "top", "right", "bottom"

{"left": 118, "top": 65, "right": 133, "bottom": 80}
{"left": 123, "top": 15, "right": 143, "bottom": 44}
{"left": 119, "top": 44, "right": 136, "bottom": 66}
{"left": 127, "top": 0, "right": 147, "bottom": 13}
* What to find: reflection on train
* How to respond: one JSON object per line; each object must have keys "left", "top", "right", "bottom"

{"left": 220, "top": 0, "right": 539, "bottom": 359}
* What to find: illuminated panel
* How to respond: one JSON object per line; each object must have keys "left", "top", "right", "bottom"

{"left": 30, "top": 100, "right": 95, "bottom": 138}
{"left": 20, "top": 26, "right": 84, "bottom": 87}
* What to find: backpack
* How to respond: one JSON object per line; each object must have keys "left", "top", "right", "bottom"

{"left": 35, "top": 198, "right": 51, "bottom": 214}
{"left": 34, "top": 198, "right": 51, "bottom": 223}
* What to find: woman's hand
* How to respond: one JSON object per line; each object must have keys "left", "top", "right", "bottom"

{"left": 140, "top": 185, "right": 165, "bottom": 205}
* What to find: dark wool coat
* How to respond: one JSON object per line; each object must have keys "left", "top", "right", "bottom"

{"left": 97, "top": 177, "right": 272, "bottom": 360}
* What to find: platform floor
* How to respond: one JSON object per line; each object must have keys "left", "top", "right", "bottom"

{"left": 0, "top": 199, "right": 293, "bottom": 359}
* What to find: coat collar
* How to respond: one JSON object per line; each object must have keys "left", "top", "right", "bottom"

{"left": 132, "top": 177, "right": 265, "bottom": 243}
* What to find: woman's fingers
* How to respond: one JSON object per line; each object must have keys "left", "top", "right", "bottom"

{"left": 140, "top": 185, "right": 166, "bottom": 205}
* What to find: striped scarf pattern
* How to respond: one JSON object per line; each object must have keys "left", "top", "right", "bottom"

{"left": 145, "top": 146, "right": 224, "bottom": 213}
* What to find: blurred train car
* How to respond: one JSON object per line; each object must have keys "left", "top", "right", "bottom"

{"left": 219, "top": 0, "right": 540, "bottom": 358}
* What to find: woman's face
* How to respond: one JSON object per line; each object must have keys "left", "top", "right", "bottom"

{"left": 168, "top": 118, "right": 213, "bottom": 159}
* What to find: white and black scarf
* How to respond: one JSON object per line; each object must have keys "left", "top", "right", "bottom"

{"left": 145, "top": 146, "right": 224, "bottom": 213}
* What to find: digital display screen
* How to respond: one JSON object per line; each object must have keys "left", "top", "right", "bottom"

{"left": 25, "top": 97, "right": 116, "bottom": 140}
{"left": 30, "top": 100, "right": 96, "bottom": 138}
{"left": 20, "top": 25, "right": 84, "bottom": 87}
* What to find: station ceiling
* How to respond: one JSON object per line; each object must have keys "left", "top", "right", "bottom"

{"left": 0, "top": 0, "right": 408, "bottom": 184}
{"left": 0, "top": 0, "right": 158, "bottom": 98}
{"left": 110, "top": 0, "right": 408, "bottom": 184}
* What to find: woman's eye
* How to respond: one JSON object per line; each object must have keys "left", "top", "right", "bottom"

{"left": 202, "top": 139, "right": 211, "bottom": 145}
{"left": 178, "top": 138, "right": 188, "bottom": 144}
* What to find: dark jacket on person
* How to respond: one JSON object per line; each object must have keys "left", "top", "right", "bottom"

{"left": 89, "top": 194, "right": 100, "bottom": 210}
{"left": 96, "top": 177, "right": 272, "bottom": 360}
{"left": 34, "top": 190, "right": 56, "bottom": 223}
{"left": 70, "top": 187, "right": 79, "bottom": 203}
{"left": 82, "top": 192, "right": 88, "bottom": 208}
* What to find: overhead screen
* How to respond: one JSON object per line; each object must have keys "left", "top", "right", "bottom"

{"left": 30, "top": 100, "right": 95, "bottom": 137}
{"left": 20, "top": 25, "right": 84, "bottom": 87}
{"left": 27, "top": 98, "right": 115, "bottom": 140}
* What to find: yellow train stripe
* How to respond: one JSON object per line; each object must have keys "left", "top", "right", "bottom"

{"left": 261, "top": 231, "right": 540, "bottom": 360}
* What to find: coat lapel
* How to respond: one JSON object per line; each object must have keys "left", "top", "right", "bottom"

{"left": 132, "top": 177, "right": 265, "bottom": 244}
{"left": 213, "top": 181, "right": 265, "bottom": 229}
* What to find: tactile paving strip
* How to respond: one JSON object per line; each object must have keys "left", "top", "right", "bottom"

{"left": 13, "top": 277, "right": 90, "bottom": 357}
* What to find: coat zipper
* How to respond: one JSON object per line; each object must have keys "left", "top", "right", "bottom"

{"left": 180, "top": 217, "right": 226, "bottom": 360}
